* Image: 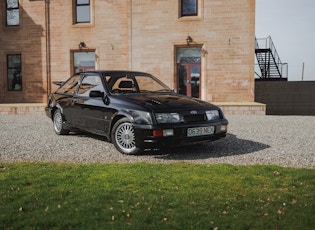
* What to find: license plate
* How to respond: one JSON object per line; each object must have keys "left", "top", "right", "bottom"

{"left": 187, "top": 126, "right": 215, "bottom": 137}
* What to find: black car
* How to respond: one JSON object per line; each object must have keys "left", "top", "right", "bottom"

{"left": 45, "top": 71, "right": 228, "bottom": 154}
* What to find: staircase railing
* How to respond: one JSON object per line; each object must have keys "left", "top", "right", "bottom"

{"left": 255, "top": 36, "right": 288, "bottom": 79}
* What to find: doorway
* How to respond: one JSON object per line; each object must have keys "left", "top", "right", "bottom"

{"left": 176, "top": 47, "right": 201, "bottom": 98}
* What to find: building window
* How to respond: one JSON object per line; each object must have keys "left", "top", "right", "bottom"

{"left": 181, "top": 0, "right": 198, "bottom": 17}
{"left": 75, "top": 0, "right": 90, "bottom": 23}
{"left": 73, "top": 51, "right": 95, "bottom": 73}
{"left": 7, "top": 54, "right": 22, "bottom": 91}
{"left": 6, "top": 0, "right": 20, "bottom": 26}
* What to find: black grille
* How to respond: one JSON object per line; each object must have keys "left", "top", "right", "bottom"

{"left": 183, "top": 114, "right": 206, "bottom": 123}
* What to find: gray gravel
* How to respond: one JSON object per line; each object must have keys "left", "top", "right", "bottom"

{"left": 0, "top": 114, "right": 314, "bottom": 168}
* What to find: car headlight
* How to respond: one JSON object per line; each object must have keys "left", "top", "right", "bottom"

{"left": 129, "top": 111, "right": 153, "bottom": 124}
{"left": 206, "top": 110, "right": 220, "bottom": 121}
{"left": 155, "top": 113, "right": 181, "bottom": 123}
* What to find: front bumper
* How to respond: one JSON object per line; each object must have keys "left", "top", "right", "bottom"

{"left": 134, "top": 119, "right": 228, "bottom": 149}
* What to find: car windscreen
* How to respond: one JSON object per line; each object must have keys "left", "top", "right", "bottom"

{"left": 55, "top": 75, "right": 81, "bottom": 95}
{"left": 104, "top": 73, "right": 171, "bottom": 94}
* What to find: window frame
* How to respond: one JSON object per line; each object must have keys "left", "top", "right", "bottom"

{"left": 7, "top": 54, "right": 22, "bottom": 91}
{"left": 6, "top": 0, "right": 20, "bottom": 26}
{"left": 75, "top": 0, "right": 91, "bottom": 24}
{"left": 181, "top": 0, "right": 198, "bottom": 17}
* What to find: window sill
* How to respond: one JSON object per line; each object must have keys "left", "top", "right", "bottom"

{"left": 177, "top": 15, "right": 203, "bottom": 22}
{"left": 72, "top": 23, "right": 94, "bottom": 28}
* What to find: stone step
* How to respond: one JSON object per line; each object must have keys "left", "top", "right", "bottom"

{"left": 215, "top": 102, "right": 266, "bottom": 115}
{"left": 0, "top": 103, "right": 46, "bottom": 115}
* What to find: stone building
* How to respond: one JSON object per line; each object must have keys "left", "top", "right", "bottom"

{"left": 0, "top": 0, "right": 263, "bottom": 114}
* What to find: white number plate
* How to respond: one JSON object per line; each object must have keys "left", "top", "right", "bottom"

{"left": 187, "top": 126, "right": 215, "bottom": 137}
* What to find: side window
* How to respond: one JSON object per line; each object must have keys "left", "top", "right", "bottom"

{"left": 77, "top": 75, "right": 104, "bottom": 97}
{"left": 75, "top": 0, "right": 90, "bottom": 23}
{"left": 6, "top": 0, "right": 20, "bottom": 26}
{"left": 7, "top": 54, "right": 22, "bottom": 91}
{"left": 56, "top": 75, "right": 81, "bottom": 95}
{"left": 181, "top": 0, "right": 198, "bottom": 17}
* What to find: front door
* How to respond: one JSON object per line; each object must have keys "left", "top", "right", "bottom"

{"left": 72, "top": 74, "right": 106, "bottom": 134}
{"left": 178, "top": 63, "right": 201, "bottom": 98}
{"left": 176, "top": 47, "right": 201, "bottom": 98}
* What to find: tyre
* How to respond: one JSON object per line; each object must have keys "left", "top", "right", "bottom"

{"left": 53, "top": 109, "right": 70, "bottom": 135}
{"left": 111, "top": 118, "right": 142, "bottom": 155}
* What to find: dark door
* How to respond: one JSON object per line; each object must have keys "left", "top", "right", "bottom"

{"left": 72, "top": 74, "right": 106, "bottom": 134}
{"left": 178, "top": 62, "right": 201, "bottom": 98}
{"left": 176, "top": 47, "right": 201, "bottom": 98}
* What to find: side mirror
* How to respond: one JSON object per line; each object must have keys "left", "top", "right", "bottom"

{"left": 89, "top": 90, "right": 104, "bottom": 98}
{"left": 89, "top": 90, "right": 110, "bottom": 105}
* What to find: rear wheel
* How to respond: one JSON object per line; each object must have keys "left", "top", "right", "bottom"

{"left": 111, "top": 118, "right": 142, "bottom": 155}
{"left": 53, "top": 109, "right": 69, "bottom": 135}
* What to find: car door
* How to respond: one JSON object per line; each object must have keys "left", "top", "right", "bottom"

{"left": 54, "top": 74, "right": 81, "bottom": 125}
{"left": 71, "top": 74, "right": 107, "bottom": 134}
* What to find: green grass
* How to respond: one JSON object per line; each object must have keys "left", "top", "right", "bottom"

{"left": 1, "top": 163, "right": 314, "bottom": 229}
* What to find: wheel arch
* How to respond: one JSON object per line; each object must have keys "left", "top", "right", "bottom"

{"left": 109, "top": 111, "right": 134, "bottom": 142}
{"left": 51, "top": 104, "right": 64, "bottom": 120}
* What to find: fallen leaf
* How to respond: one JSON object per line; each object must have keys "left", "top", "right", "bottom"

{"left": 273, "top": 170, "right": 281, "bottom": 175}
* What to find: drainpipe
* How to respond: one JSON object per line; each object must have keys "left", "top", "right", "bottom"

{"left": 129, "top": 0, "right": 133, "bottom": 70}
{"left": 45, "top": 0, "right": 51, "bottom": 97}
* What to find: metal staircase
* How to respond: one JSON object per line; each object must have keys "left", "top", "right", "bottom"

{"left": 255, "top": 36, "right": 288, "bottom": 80}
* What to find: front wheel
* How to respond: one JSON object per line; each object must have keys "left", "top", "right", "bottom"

{"left": 111, "top": 118, "right": 143, "bottom": 155}
{"left": 53, "top": 109, "right": 69, "bottom": 135}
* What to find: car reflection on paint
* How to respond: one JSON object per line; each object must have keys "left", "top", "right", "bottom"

{"left": 45, "top": 71, "right": 228, "bottom": 155}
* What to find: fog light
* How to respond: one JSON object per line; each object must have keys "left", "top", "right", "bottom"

{"left": 220, "top": 125, "right": 227, "bottom": 132}
{"left": 153, "top": 129, "right": 174, "bottom": 137}
{"left": 163, "top": 129, "right": 174, "bottom": 136}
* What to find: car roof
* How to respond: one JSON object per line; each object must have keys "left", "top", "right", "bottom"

{"left": 81, "top": 70, "right": 151, "bottom": 75}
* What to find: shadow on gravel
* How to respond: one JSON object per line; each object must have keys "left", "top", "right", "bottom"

{"left": 142, "top": 134, "right": 270, "bottom": 160}
{"left": 70, "top": 131, "right": 270, "bottom": 160}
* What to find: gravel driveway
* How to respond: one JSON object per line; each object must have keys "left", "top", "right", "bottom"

{"left": 0, "top": 114, "right": 314, "bottom": 168}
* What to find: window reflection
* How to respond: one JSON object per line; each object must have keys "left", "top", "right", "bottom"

{"left": 181, "top": 0, "right": 197, "bottom": 17}
{"left": 73, "top": 52, "right": 95, "bottom": 73}
{"left": 76, "top": 0, "right": 90, "bottom": 23}
{"left": 7, "top": 54, "right": 22, "bottom": 91}
{"left": 6, "top": 0, "right": 19, "bottom": 26}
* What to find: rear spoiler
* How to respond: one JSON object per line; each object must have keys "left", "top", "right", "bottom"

{"left": 52, "top": 81, "right": 64, "bottom": 86}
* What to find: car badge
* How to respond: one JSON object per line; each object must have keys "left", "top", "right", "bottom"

{"left": 190, "top": 110, "right": 198, "bottom": 114}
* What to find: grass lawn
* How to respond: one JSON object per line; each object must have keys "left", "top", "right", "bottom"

{"left": 0, "top": 163, "right": 314, "bottom": 229}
